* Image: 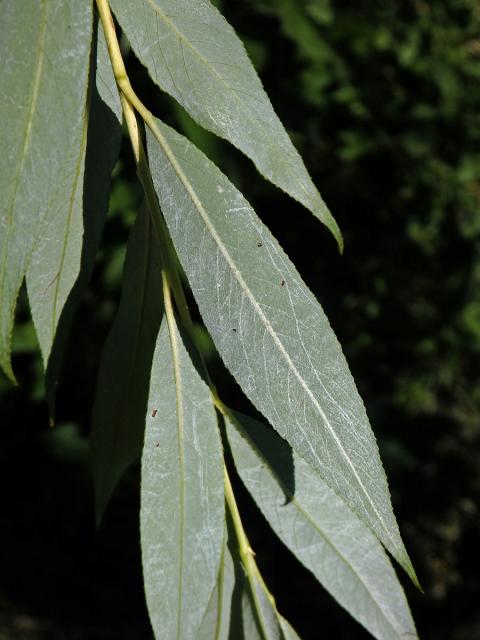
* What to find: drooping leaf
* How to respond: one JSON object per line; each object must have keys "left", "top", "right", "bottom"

{"left": 0, "top": 0, "right": 92, "bottom": 380}
{"left": 198, "top": 530, "right": 236, "bottom": 640}
{"left": 46, "top": 21, "right": 122, "bottom": 416}
{"left": 146, "top": 119, "right": 416, "bottom": 583}
{"left": 141, "top": 316, "right": 224, "bottom": 639}
{"left": 226, "top": 412, "right": 418, "bottom": 640}
{"left": 109, "top": 0, "right": 342, "bottom": 249}
{"left": 90, "top": 206, "right": 163, "bottom": 522}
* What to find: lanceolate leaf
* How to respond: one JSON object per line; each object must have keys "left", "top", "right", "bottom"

{"left": 90, "top": 206, "right": 163, "bottom": 522}
{"left": 197, "top": 531, "right": 236, "bottom": 640}
{"left": 109, "top": 0, "right": 342, "bottom": 249}
{"left": 0, "top": 0, "right": 92, "bottom": 380}
{"left": 226, "top": 413, "right": 418, "bottom": 640}
{"left": 141, "top": 317, "right": 224, "bottom": 640}
{"left": 46, "top": 22, "right": 122, "bottom": 416}
{"left": 146, "top": 119, "right": 416, "bottom": 582}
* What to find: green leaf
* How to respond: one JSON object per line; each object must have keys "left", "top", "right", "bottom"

{"left": 0, "top": 0, "right": 92, "bottom": 380}
{"left": 141, "top": 316, "right": 224, "bottom": 639}
{"left": 198, "top": 531, "right": 236, "bottom": 640}
{"left": 46, "top": 21, "right": 122, "bottom": 417}
{"left": 146, "top": 119, "right": 416, "bottom": 583}
{"left": 109, "top": 0, "right": 342, "bottom": 249}
{"left": 226, "top": 413, "right": 418, "bottom": 640}
{"left": 90, "top": 206, "right": 163, "bottom": 522}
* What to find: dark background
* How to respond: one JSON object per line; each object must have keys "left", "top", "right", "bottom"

{"left": 1, "top": 0, "right": 479, "bottom": 638}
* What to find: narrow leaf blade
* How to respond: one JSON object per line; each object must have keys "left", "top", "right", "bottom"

{"left": 146, "top": 120, "right": 415, "bottom": 581}
{"left": 90, "top": 206, "right": 163, "bottom": 522}
{"left": 110, "top": 0, "right": 342, "bottom": 248}
{"left": 226, "top": 413, "right": 418, "bottom": 640}
{"left": 0, "top": 0, "right": 92, "bottom": 379}
{"left": 46, "top": 21, "right": 122, "bottom": 416}
{"left": 141, "top": 317, "right": 224, "bottom": 639}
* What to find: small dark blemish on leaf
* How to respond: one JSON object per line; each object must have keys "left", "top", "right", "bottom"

{"left": 280, "top": 279, "right": 285, "bottom": 286}
{"left": 257, "top": 241, "right": 263, "bottom": 247}
{"left": 232, "top": 328, "right": 237, "bottom": 332}
{"left": 151, "top": 409, "right": 158, "bottom": 418}
{"left": 154, "top": 442, "right": 160, "bottom": 448}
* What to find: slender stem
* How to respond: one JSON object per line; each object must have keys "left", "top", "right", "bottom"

{"left": 96, "top": 0, "right": 194, "bottom": 330}
{"left": 96, "top": 0, "right": 277, "bottom": 627}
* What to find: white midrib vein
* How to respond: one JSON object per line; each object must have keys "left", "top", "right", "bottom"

{"left": 229, "top": 416, "right": 405, "bottom": 636}
{"left": 274, "top": 469, "right": 402, "bottom": 634}
{"left": 148, "top": 120, "right": 399, "bottom": 555}
{"left": 118, "top": 0, "right": 341, "bottom": 248}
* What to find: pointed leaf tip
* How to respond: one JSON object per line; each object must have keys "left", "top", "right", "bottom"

{"left": 226, "top": 412, "right": 418, "bottom": 640}
{"left": 110, "top": 0, "right": 342, "bottom": 246}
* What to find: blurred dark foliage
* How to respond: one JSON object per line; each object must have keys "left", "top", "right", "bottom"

{"left": 1, "top": 0, "right": 479, "bottom": 638}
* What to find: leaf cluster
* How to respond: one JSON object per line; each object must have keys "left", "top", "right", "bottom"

{"left": 0, "top": 1, "right": 429, "bottom": 639}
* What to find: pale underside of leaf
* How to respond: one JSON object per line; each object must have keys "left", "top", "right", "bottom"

{"left": 197, "top": 530, "right": 236, "bottom": 640}
{"left": 90, "top": 206, "right": 163, "bottom": 522}
{"left": 26, "top": 103, "right": 89, "bottom": 364}
{"left": 0, "top": 0, "right": 93, "bottom": 379}
{"left": 226, "top": 413, "right": 418, "bottom": 640}
{"left": 44, "top": 23, "right": 123, "bottom": 417}
{"left": 242, "top": 575, "right": 283, "bottom": 640}
{"left": 109, "top": 0, "right": 342, "bottom": 248}
{"left": 141, "top": 317, "right": 224, "bottom": 640}
{"left": 146, "top": 118, "right": 415, "bottom": 582}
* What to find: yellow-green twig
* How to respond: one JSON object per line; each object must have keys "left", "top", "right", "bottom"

{"left": 95, "top": 3, "right": 279, "bottom": 632}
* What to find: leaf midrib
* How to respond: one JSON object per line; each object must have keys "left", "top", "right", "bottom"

{"left": 144, "top": 0, "right": 263, "bottom": 112}
{"left": 151, "top": 122, "right": 398, "bottom": 556}
{"left": 250, "top": 577, "right": 278, "bottom": 640}
{"left": 166, "top": 319, "right": 186, "bottom": 640}
{"left": 236, "top": 424, "right": 405, "bottom": 637}
{"left": 212, "top": 541, "right": 226, "bottom": 640}
{"left": 142, "top": 0, "right": 297, "bottom": 186}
